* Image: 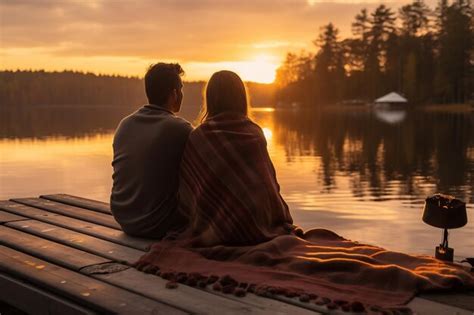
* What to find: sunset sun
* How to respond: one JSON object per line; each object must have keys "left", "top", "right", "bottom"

{"left": 235, "top": 55, "right": 279, "bottom": 84}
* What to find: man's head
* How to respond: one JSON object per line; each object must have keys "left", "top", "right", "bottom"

{"left": 144, "top": 63, "right": 184, "bottom": 112}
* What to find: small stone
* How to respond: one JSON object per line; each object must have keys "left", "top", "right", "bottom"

{"left": 165, "top": 281, "right": 178, "bottom": 289}
{"left": 299, "top": 294, "right": 310, "bottom": 303}
{"left": 351, "top": 301, "right": 365, "bottom": 313}
{"left": 234, "top": 288, "right": 246, "bottom": 297}
{"left": 197, "top": 280, "right": 207, "bottom": 288}
{"left": 212, "top": 283, "right": 222, "bottom": 291}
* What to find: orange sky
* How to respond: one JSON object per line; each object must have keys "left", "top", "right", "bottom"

{"left": 0, "top": 0, "right": 438, "bottom": 83}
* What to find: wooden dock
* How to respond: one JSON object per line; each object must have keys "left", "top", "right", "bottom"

{"left": 0, "top": 194, "right": 472, "bottom": 314}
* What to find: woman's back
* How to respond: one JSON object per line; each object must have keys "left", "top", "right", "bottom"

{"left": 178, "top": 112, "right": 293, "bottom": 246}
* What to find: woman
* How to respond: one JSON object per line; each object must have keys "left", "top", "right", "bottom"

{"left": 177, "top": 70, "right": 295, "bottom": 246}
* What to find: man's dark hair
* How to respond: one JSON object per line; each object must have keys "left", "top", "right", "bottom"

{"left": 144, "top": 63, "right": 184, "bottom": 106}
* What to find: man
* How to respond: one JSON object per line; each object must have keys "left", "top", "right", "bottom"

{"left": 111, "top": 63, "right": 193, "bottom": 238}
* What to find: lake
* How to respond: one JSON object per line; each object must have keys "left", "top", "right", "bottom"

{"left": 1, "top": 105, "right": 472, "bottom": 258}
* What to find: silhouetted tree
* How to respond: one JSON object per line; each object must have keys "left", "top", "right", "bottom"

{"left": 275, "top": 0, "right": 473, "bottom": 106}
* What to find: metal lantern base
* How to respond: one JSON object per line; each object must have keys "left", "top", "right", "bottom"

{"left": 435, "top": 246, "right": 454, "bottom": 262}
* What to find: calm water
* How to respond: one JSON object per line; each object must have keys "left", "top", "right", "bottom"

{"left": 1, "top": 105, "right": 473, "bottom": 258}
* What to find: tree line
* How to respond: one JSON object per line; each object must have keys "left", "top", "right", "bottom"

{"left": 275, "top": 0, "right": 473, "bottom": 105}
{"left": 0, "top": 70, "right": 275, "bottom": 108}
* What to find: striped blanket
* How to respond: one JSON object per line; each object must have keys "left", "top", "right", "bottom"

{"left": 135, "top": 113, "right": 474, "bottom": 311}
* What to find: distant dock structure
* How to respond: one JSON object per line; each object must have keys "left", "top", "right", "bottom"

{"left": 374, "top": 92, "right": 408, "bottom": 109}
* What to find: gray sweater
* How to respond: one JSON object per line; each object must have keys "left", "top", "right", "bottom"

{"left": 111, "top": 104, "right": 193, "bottom": 238}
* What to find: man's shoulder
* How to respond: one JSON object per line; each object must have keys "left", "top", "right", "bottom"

{"left": 165, "top": 115, "right": 193, "bottom": 133}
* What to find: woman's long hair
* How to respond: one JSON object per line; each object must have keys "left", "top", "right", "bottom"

{"left": 200, "top": 70, "right": 249, "bottom": 122}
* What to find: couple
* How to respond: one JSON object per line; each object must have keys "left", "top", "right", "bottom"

{"left": 111, "top": 62, "right": 294, "bottom": 246}
{"left": 111, "top": 63, "right": 473, "bottom": 309}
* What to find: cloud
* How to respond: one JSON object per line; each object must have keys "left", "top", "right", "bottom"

{"left": 0, "top": 0, "right": 439, "bottom": 79}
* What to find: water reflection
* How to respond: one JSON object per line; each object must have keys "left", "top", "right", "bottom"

{"left": 374, "top": 108, "right": 407, "bottom": 124}
{"left": 267, "top": 108, "right": 473, "bottom": 203}
{"left": 0, "top": 106, "right": 472, "bottom": 257}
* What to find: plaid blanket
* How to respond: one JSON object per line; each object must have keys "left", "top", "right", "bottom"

{"left": 135, "top": 113, "right": 473, "bottom": 310}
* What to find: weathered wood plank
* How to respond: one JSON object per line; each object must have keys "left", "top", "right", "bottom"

{"left": 11, "top": 198, "right": 120, "bottom": 230}
{"left": 94, "top": 268, "right": 312, "bottom": 315}
{"left": 408, "top": 296, "right": 472, "bottom": 315}
{"left": 201, "top": 288, "right": 320, "bottom": 315}
{"left": 0, "top": 210, "right": 27, "bottom": 223}
{"left": 41, "top": 194, "right": 111, "bottom": 214}
{"left": 0, "top": 226, "right": 111, "bottom": 270}
{"left": 0, "top": 272, "right": 97, "bottom": 315}
{"left": 420, "top": 292, "right": 474, "bottom": 312}
{"left": 0, "top": 246, "right": 186, "bottom": 315}
{"left": 7, "top": 220, "right": 143, "bottom": 265}
{"left": 0, "top": 201, "right": 153, "bottom": 251}
{"left": 1, "top": 223, "right": 307, "bottom": 314}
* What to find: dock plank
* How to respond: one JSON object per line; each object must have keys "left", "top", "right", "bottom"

{"left": 408, "top": 296, "right": 472, "bottom": 315}
{"left": 420, "top": 292, "right": 474, "bottom": 312}
{"left": 0, "top": 226, "right": 111, "bottom": 270}
{"left": 0, "top": 272, "right": 97, "bottom": 315}
{"left": 41, "top": 194, "right": 111, "bottom": 214}
{"left": 94, "top": 268, "right": 315, "bottom": 315}
{"left": 0, "top": 246, "right": 185, "bottom": 315}
{"left": 0, "top": 201, "right": 153, "bottom": 251}
{"left": 7, "top": 220, "right": 143, "bottom": 265}
{"left": 0, "top": 210, "right": 27, "bottom": 223}
{"left": 11, "top": 198, "right": 120, "bottom": 229}
{"left": 1, "top": 223, "right": 310, "bottom": 314}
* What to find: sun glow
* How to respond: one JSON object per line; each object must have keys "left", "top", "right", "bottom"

{"left": 234, "top": 55, "right": 279, "bottom": 84}
{"left": 188, "top": 54, "right": 279, "bottom": 84}
{"left": 262, "top": 127, "right": 273, "bottom": 141}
